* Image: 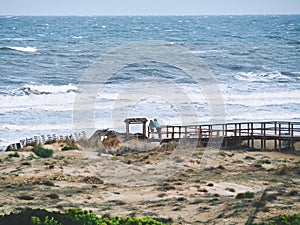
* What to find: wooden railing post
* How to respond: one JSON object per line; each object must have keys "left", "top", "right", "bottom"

{"left": 263, "top": 123, "right": 267, "bottom": 150}
{"left": 179, "top": 126, "right": 181, "bottom": 139}
{"left": 251, "top": 123, "right": 254, "bottom": 149}
{"left": 166, "top": 126, "right": 169, "bottom": 138}
{"left": 274, "top": 122, "right": 277, "bottom": 150}
{"left": 279, "top": 123, "right": 281, "bottom": 151}
{"left": 238, "top": 123, "right": 242, "bottom": 149}
{"left": 288, "top": 122, "right": 291, "bottom": 149}
{"left": 247, "top": 123, "right": 250, "bottom": 148}
{"left": 291, "top": 123, "right": 294, "bottom": 151}
{"left": 172, "top": 126, "right": 174, "bottom": 140}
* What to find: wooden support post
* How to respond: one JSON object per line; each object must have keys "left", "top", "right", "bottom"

{"left": 239, "top": 123, "right": 241, "bottom": 149}
{"left": 199, "top": 126, "right": 202, "bottom": 139}
{"left": 234, "top": 123, "right": 237, "bottom": 137}
{"left": 263, "top": 123, "right": 267, "bottom": 150}
{"left": 291, "top": 123, "right": 294, "bottom": 151}
{"left": 166, "top": 126, "right": 169, "bottom": 138}
{"left": 143, "top": 122, "right": 147, "bottom": 137}
{"left": 274, "top": 122, "right": 277, "bottom": 150}
{"left": 288, "top": 122, "right": 291, "bottom": 149}
{"left": 172, "top": 126, "right": 175, "bottom": 140}
{"left": 179, "top": 126, "right": 181, "bottom": 139}
{"left": 260, "top": 123, "right": 263, "bottom": 150}
{"left": 247, "top": 123, "right": 250, "bottom": 148}
{"left": 224, "top": 124, "right": 228, "bottom": 149}
{"left": 279, "top": 123, "right": 281, "bottom": 151}
{"left": 126, "top": 122, "right": 129, "bottom": 138}
{"left": 251, "top": 123, "right": 254, "bottom": 149}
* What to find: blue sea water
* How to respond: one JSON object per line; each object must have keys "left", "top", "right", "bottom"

{"left": 0, "top": 15, "right": 299, "bottom": 147}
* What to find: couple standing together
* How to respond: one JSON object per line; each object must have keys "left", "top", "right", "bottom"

{"left": 149, "top": 118, "right": 161, "bottom": 138}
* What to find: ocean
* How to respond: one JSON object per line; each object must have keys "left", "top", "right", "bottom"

{"left": 0, "top": 15, "right": 299, "bottom": 148}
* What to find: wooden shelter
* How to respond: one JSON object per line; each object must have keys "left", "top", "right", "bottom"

{"left": 124, "top": 118, "right": 148, "bottom": 137}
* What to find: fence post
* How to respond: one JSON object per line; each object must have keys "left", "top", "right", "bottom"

{"left": 274, "top": 122, "right": 277, "bottom": 150}
{"left": 291, "top": 123, "right": 294, "bottom": 151}
{"left": 172, "top": 126, "right": 175, "bottom": 140}
{"left": 279, "top": 123, "right": 281, "bottom": 151}
{"left": 251, "top": 123, "right": 254, "bottom": 149}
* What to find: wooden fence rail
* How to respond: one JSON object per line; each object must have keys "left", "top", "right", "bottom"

{"left": 148, "top": 121, "right": 300, "bottom": 151}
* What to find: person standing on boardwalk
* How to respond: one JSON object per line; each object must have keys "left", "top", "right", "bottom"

{"left": 153, "top": 118, "right": 161, "bottom": 138}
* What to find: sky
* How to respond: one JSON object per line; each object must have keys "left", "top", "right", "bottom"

{"left": 1, "top": 0, "right": 300, "bottom": 16}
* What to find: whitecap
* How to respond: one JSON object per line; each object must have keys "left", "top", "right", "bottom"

{"left": 225, "top": 90, "right": 300, "bottom": 107}
{"left": 234, "top": 71, "right": 293, "bottom": 82}
{"left": 19, "top": 84, "right": 78, "bottom": 95}
{"left": 1, "top": 46, "right": 37, "bottom": 53}
{"left": 73, "top": 36, "right": 83, "bottom": 39}
{"left": 0, "top": 37, "right": 36, "bottom": 41}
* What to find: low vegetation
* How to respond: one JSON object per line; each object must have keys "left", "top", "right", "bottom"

{"left": 236, "top": 191, "right": 255, "bottom": 199}
{"left": 251, "top": 214, "right": 300, "bottom": 225}
{"left": 0, "top": 208, "right": 169, "bottom": 225}
{"left": 8, "top": 152, "right": 20, "bottom": 158}
{"left": 61, "top": 145, "right": 79, "bottom": 151}
{"left": 33, "top": 146, "right": 54, "bottom": 158}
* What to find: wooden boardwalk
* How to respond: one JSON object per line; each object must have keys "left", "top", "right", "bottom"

{"left": 148, "top": 121, "right": 300, "bottom": 151}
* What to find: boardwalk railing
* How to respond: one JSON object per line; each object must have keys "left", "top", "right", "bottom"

{"left": 148, "top": 121, "right": 300, "bottom": 151}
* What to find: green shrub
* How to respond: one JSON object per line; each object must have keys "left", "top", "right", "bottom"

{"left": 0, "top": 208, "right": 169, "bottom": 225}
{"left": 236, "top": 191, "right": 255, "bottom": 199}
{"left": 250, "top": 214, "right": 300, "bottom": 225}
{"left": 8, "top": 152, "right": 20, "bottom": 158}
{"left": 244, "top": 191, "right": 255, "bottom": 198}
{"left": 258, "top": 159, "right": 271, "bottom": 164}
{"left": 27, "top": 154, "right": 37, "bottom": 160}
{"left": 33, "top": 147, "right": 54, "bottom": 158}
{"left": 61, "top": 145, "right": 79, "bottom": 151}
{"left": 31, "top": 216, "right": 62, "bottom": 225}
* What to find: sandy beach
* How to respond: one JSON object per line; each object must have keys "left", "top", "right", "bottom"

{"left": 0, "top": 137, "right": 299, "bottom": 224}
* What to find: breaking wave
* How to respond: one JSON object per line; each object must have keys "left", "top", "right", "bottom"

{"left": 0, "top": 46, "right": 37, "bottom": 53}
{"left": 12, "top": 84, "right": 78, "bottom": 96}
{"left": 234, "top": 71, "right": 294, "bottom": 82}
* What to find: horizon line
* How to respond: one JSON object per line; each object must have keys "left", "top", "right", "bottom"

{"left": 1, "top": 13, "right": 300, "bottom": 17}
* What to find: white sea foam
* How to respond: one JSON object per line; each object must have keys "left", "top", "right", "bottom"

{"left": 225, "top": 90, "right": 300, "bottom": 107}
{"left": 73, "top": 36, "right": 83, "bottom": 39}
{"left": 234, "top": 71, "right": 293, "bottom": 82}
{"left": 2, "top": 46, "right": 37, "bottom": 53}
{"left": 0, "top": 84, "right": 78, "bottom": 113}
{"left": 0, "top": 37, "right": 36, "bottom": 41}
{"left": 190, "top": 50, "right": 227, "bottom": 54}
{"left": 20, "top": 84, "right": 78, "bottom": 94}
{"left": 0, "top": 93, "right": 75, "bottom": 113}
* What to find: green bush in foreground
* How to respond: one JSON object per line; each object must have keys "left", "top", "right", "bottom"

{"left": 31, "top": 216, "right": 62, "bottom": 225}
{"left": 236, "top": 191, "right": 255, "bottom": 199}
{"left": 250, "top": 214, "right": 300, "bottom": 225}
{"left": 61, "top": 145, "right": 79, "bottom": 151}
{"left": 33, "top": 147, "right": 54, "bottom": 158}
{"left": 0, "top": 208, "right": 169, "bottom": 225}
{"left": 8, "top": 152, "right": 20, "bottom": 158}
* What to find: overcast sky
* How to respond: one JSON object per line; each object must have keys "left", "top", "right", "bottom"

{"left": 1, "top": 0, "right": 300, "bottom": 16}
